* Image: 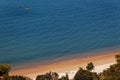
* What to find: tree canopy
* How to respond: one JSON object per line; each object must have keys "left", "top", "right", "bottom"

{"left": 1, "top": 54, "right": 120, "bottom": 80}
{"left": 74, "top": 67, "right": 99, "bottom": 80}
{"left": 0, "top": 64, "right": 11, "bottom": 76}
{"left": 86, "top": 62, "right": 94, "bottom": 71}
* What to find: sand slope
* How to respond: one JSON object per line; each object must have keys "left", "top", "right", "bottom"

{"left": 10, "top": 52, "right": 119, "bottom": 79}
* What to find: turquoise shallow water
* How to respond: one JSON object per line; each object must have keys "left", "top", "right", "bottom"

{"left": 0, "top": 0, "right": 120, "bottom": 67}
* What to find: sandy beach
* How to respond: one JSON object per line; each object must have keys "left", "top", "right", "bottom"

{"left": 9, "top": 51, "right": 119, "bottom": 79}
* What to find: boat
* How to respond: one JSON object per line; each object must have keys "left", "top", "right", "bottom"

{"left": 25, "top": 8, "right": 31, "bottom": 10}
{"left": 17, "top": 6, "right": 22, "bottom": 8}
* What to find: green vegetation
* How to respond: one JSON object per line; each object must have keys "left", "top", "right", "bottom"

{"left": 99, "top": 54, "right": 120, "bottom": 80}
{"left": 86, "top": 62, "right": 94, "bottom": 71}
{"left": 0, "top": 54, "right": 120, "bottom": 80}
{"left": 115, "top": 54, "right": 120, "bottom": 64}
{"left": 0, "top": 64, "right": 32, "bottom": 80}
{"left": 10, "top": 75, "right": 32, "bottom": 80}
{"left": 74, "top": 68, "right": 99, "bottom": 80}
{"left": 36, "top": 72, "right": 59, "bottom": 80}
{"left": 0, "top": 64, "right": 11, "bottom": 76}
{"left": 0, "top": 64, "right": 11, "bottom": 80}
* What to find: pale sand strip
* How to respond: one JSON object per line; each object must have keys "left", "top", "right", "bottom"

{"left": 58, "top": 62, "right": 115, "bottom": 79}
{"left": 9, "top": 52, "right": 119, "bottom": 79}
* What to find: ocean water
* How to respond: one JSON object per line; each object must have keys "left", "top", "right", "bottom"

{"left": 0, "top": 0, "right": 120, "bottom": 67}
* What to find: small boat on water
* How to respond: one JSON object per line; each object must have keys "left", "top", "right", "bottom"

{"left": 25, "top": 8, "right": 31, "bottom": 10}
{"left": 16, "top": 6, "right": 31, "bottom": 10}
{"left": 17, "top": 6, "right": 22, "bottom": 8}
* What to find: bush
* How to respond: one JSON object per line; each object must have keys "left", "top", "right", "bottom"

{"left": 74, "top": 68, "right": 99, "bottom": 80}
{"left": 86, "top": 62, "right": 94, "bottom": 71}
{"left": 10, "top": 75, "right": 32, "bottom": 80}
{"left": 0, "top": 64, "right": 11, "bottom": 76}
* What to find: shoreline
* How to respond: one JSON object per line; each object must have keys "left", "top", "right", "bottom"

{"left": 9, "top": 50, "right": 120, "bottom": 79}
{"left": 11, "top": 46, "right": 120, "bottom": 70}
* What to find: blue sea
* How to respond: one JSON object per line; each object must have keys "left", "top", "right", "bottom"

{"left": 0, "top": 0, "right": 120, "bottom": 68}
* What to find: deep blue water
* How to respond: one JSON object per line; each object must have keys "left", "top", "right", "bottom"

{"left": 0, "top": 0, "right": 120, "bottom": 66}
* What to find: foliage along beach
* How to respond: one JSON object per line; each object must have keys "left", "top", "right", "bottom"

{"left": 0, "top": 52, "right": 120, "bottom": 80}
